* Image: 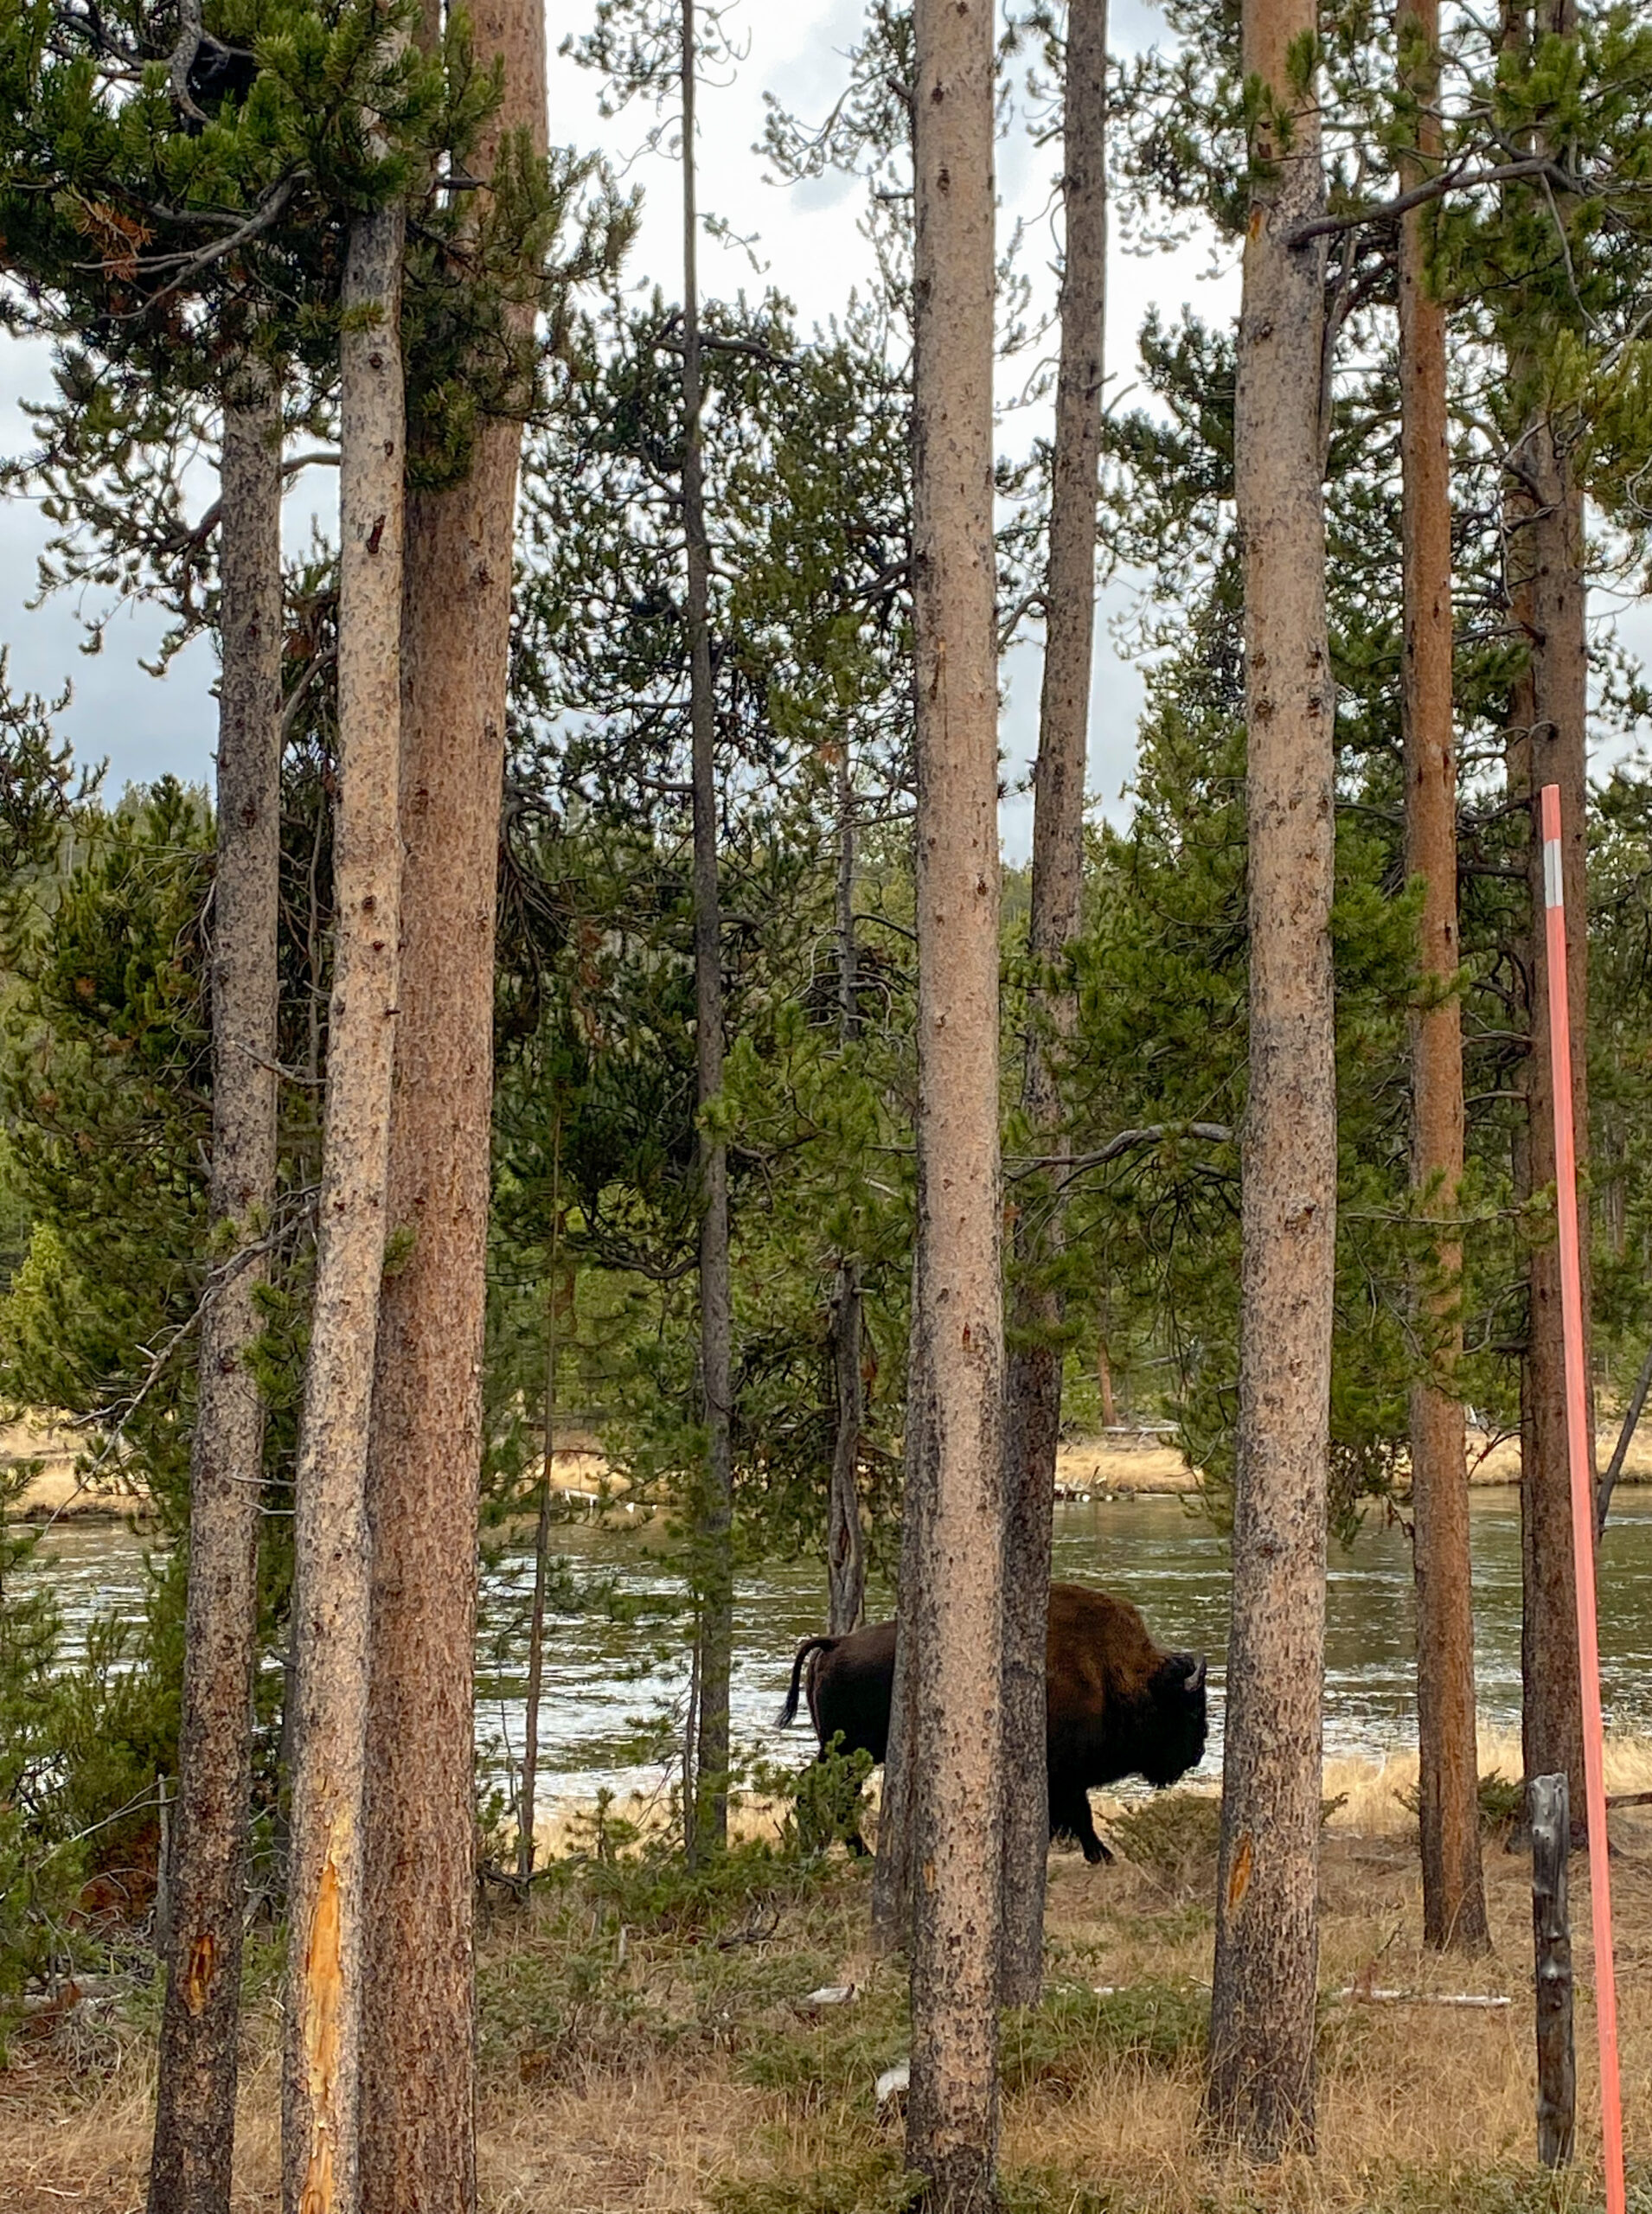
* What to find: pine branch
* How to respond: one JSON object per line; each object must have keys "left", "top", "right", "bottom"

{"left": 177, "top": 448, "right": 338, "bottom": 559}
{"left": 1006, "top": 1121, "right": 1237, "bottom": 1186}
{"left": 1596, "top": 1338, "right": 1652, "bottom": 1539}
{"left": 167, "top": 0, "right": 210, "bottom": 126}
{"left": 1286, "top": 157, "right": 1575, "bottom": 247}
{"left": 80, "top": 176, "right": 304, "bottom": 308}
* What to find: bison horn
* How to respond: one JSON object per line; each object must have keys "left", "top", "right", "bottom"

{"left": 1186, "top": 1655, "right": 1207, "bottom": 1695}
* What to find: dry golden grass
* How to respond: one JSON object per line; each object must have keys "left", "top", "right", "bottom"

{"left": 1, "top": 1410, "right": 106, "bottom": 1520}
{"left": 14, "top": 1419, "right": 1652, "bottom": 1520}
{"left": 9, "top": 1750, "right": 1652, "bottom": 2212}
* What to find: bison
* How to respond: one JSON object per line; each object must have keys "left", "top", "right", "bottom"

{"left": 776, "top": 1581, "right": 1207, "bottom": 1862}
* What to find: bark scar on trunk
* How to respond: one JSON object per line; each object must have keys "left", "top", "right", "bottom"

{"left": 300, "top": 1847, "right": 345, "bottom": 2208}
{"left": 183, "top": 1931, "right": 216, "bottom": 2016}
{"left": 1227, "top": 1833, "right": 1254, "bottom": 1912}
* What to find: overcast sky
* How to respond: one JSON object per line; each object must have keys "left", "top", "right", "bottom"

{"left": 1, "top": 0, "right": 1643, "bottom": 844}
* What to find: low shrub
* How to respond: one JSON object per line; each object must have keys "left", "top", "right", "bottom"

{"left": 1111, "top": 1790, "right": 1348, "bottom": 1899}
{"left": 1002, "top": 1979, "right": 1207, "bottom": 2094}
{"left": 711, "top": 2151, "right": 925, "bottom": 2214}
{"left": 1108, "top": 1791, "right": 1223, "bottom": 1895}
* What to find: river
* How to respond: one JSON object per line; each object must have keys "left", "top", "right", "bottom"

{"left": 20, "top": 1489, "right": 1652, "bottom": 1815}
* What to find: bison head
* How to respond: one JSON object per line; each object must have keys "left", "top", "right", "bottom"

{"left": 1137, "top": 1651, "right": 1208, "bottom": 1787}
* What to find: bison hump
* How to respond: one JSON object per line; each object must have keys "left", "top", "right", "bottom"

{"left": 1046, "top": 1582, "right": 1165, "bottom": 1704}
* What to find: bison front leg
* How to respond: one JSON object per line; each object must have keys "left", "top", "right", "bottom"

{"left": 1049, "top": 1783, "right": 1113, "bottom": 1865}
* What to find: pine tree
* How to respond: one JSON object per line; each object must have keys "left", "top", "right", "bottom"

{"left": 828, "top": 742, "right": 869, "bottom": 1637}
{"left": 0, "top": 35, "right": 363, "bottom": 2190}
{"left": 1205, "top": 0, "right": 1335, "bottom": 2158}
{"left": 902, "top": 0, "right": 1005, "bottom": 2203}
{"left": 1500, "top": 0, "right": 1591, "bottom": 1816}
{"left": 358, "top": 0, "right": 555, "bottom": 2196}
{"left": 563, "top": 0, "right": 748, "bottom": 1859}
{"left": 150, "top": 368, "right": 285, "bottom": 2214}
{"left": 281, "top": 166, "right": 408, "bottom": 2214}
{"left": 1001, "top": 0, "right": 1109, "bottom": 2010}
{"left": 1396, "top": 0, "right": 1488, "bottom": 1955}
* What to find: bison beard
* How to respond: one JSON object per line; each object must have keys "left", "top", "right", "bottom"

{"left": 777, "top": 1583, "right": 1208, "bottom": 1863}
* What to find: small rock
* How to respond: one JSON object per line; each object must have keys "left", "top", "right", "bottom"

{"left": 801, "top": 1983, "right": 856, "bottom": 2007}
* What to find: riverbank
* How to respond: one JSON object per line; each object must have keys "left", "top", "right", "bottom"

{"left": 14, "top": 1418, "right": 1652, "bottom": 1520}
{"left": 6, "top": 1763, "right": 1652, "bottom": 2212}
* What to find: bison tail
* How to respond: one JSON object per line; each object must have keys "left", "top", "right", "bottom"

{"left": 775, "top": 1635, "right": 838, "bottom": 1731}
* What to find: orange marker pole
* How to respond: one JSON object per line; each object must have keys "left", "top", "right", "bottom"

{"left": 1540, "top": 781, "right": 1625, "bottom": 2214}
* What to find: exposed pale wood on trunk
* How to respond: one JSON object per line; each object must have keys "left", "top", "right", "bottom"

{"left": 1205, "top": 0, "right": 1335, "bottom": 2159}
{"left": 282, "top": 197, "right": 407, "bottom": 2214}
{"left": 1000, "top": 0, "right": 1108, "bottom": 2013}
{"left": 903, "top": 2, "right": 1005, "bottom": 2204}
{"left": 149, "top": 379, "right": 283, "bottom": 2214}
{"left": 359, "top": 0, "right": 547, "bottom": 2200}
{"left": 682, "top": 0, "right": 734, "bottom": 1862}
{"left": 1397, "top": 0, "right": 1489, "bottom": 1958}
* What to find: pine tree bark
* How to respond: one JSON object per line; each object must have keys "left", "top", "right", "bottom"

{"left": 149, "top": 379, "right": 283, "bottom": 2214}
{"left": 359, "top": 0, "right": 546, "bottom": 2201}
{"left": 682, "top": 0, "right": 734, "bottom": 1861}
{"left": 829, "top": 1257, "right": 867, "bottom": 1636}
{"left": 870, "top": 1257, "right": 923, "bottom": 1957}
{"left": 829, "top": 750, "right": 866, "bottom": 1637}
{"left": 1000, "top": 0, "right": 1107, "bottom": 2012}
{"left": 1503, "top": 0, "right": 1590, "bottom": 1817}
{"left": 1398, "top": 0, "right": 1489, "bottom": 1956}
{"left": 518, "top": 1159, "right": 564, "bottom": 1884}
{"left": 904, "top": 2, "right": 1004, "bottom": 2204}
{"left": 1513, "top": 428, "right": 1591, "bottom": 1809}
{"left": 282, "top": 200, "right": 406, "bottom": 2214}
{"left": 1204, "top": 0, "right": 1335, "bottom": 2160}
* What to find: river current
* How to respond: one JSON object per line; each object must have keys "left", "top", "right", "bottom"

{"left": 22, "top": 1489, "right": 1652, "bottom": 1816}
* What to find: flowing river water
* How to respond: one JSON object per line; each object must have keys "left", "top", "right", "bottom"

{"left": 21, "top": 1488, "right": 1652, "bottom": 1818}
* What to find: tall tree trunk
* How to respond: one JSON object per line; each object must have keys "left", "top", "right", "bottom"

{"left": 517, "top": 1144, "right": 563, "bottom": 1884}
{"left": 359, "top": 0, "right": 547, "bottom": 2202}
{"left": 1204, "top": 0, "right": 1335, "bottom": 2160}
{"left": 829, "top": 1273, "right": 867, "bottom": 1635}
{"left": 1000, "top": 0, "right": 1107, "bottom": 2012}
{"left": 148, "top": 378, "right": 283, "bottom": 2214}
{"left": 1514, "top": 430, "right": 1591, "bottom": 1810}
{"left": 904, "top": 3, "right": 1004, "bottom": 2204}
{"left": 282, "top": 201, "right": 407, "bottom": 2214}
{"left": 1398, "top": 0, "right": 1489, "bottom": 1956}
{"left": 828, "top": 748, "right": 866, "bottom": 1637}
{"left": 682, "top": 0, "right": 734, "bottom": 1861}
{"left": 870, "top": 1253, "right": 923, "bottom": 1958}
{"left": 1503, "top": 0, "right": 1590, "bottom": 1816}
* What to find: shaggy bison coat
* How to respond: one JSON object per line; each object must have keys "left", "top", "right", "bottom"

{"left": 776, "top": 1581, "right": 1207, "bottom": 1861}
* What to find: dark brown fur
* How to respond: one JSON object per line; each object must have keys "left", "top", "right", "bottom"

{"left": 778, "top": 1581, "right": 1207, "bottom": 1861}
